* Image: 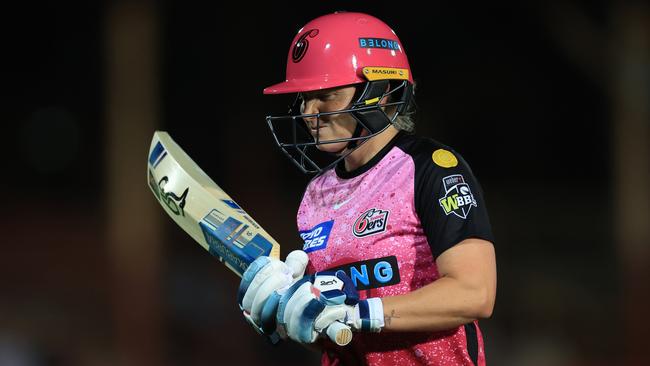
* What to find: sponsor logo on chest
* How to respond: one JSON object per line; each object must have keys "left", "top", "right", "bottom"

{"left": 353, "top": 208, "right": 390, "bottom": 238}
{"left": 300, "top": 220, "right": 334, "bottom": 253}
{"left": 327, "top": 256, "right": 401, "bottom": 290}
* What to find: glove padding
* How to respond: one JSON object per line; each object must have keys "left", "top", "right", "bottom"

{"left": 238, "top": 251, "right": 308, "bottom": 335}
{"left": 277, "top": 270, "right": 384, "bottom": 344}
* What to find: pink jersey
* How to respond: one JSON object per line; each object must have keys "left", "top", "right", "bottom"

{"left": 297, "top": 132, "right": 494, "bottom": 366}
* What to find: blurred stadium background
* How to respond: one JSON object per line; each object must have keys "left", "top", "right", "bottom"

{"left": 1, "top": 1, "right": 648, "bottom": 365}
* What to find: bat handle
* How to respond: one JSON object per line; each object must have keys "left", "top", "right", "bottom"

{"left": 325, "top": 321, "right": 353, "bottom": 346}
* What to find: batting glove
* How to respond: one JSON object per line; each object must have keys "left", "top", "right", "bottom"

{"left": 277, "top": 270, "right": 385, "bottom": 344}
{"left": 238, "top": 251, "right": 308, "bottom": 339}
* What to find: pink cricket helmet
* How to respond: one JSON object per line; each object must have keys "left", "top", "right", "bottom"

{"left": 264, "top": 12, "right": 413, "bottom": 94}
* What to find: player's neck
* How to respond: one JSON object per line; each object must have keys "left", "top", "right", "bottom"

{"left": 343, "top": 126, "right": 399, "bottom": 172}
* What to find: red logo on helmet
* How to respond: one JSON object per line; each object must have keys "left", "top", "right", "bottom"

{"left": 292, "top": 29, "right": 319, "bottom": 63}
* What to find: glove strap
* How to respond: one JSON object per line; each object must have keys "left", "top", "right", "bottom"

{"left": 354, "top": 298, "right": 385, "bottom": 332}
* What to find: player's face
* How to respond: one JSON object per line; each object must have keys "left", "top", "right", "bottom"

{"left": 300, "top": 86, "right": 359, "bottom": 154}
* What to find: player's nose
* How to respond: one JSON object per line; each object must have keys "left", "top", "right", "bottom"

{"left": 302, "top": 99, "right": 319, "bottom": 124}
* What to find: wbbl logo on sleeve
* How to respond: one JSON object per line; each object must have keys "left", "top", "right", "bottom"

{"left": 439, "top": 175, "right": 477, "bottom": 219}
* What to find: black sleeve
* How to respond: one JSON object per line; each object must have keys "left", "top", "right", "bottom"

{"left": 413, "top": 148, "right": 494, "bottom": 259}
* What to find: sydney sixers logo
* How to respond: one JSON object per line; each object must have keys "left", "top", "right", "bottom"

{"left": 292, "top": 29, "right": 319, "bottom": 63}
{"left": 353, "top": 208, "right": 389, "bottom": 238}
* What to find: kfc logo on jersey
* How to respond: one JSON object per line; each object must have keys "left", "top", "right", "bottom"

{"left": 300, "top": 220, "right": 334, "bottom": 253}
{"left": 353, "top": 208, "right": 390, "bottom": 238}
{"left": 439, "top": 174, "right": 477, "bottom": 219}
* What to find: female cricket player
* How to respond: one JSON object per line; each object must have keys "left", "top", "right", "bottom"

{"left": 238, "top": 12, "right": 497, "bottom": 366}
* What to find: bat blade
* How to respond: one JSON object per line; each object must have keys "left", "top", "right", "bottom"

{"left": 146, "top": 131, "right": 352, "bottom": 346}
{"left": 147, "top": 131, "right": 280, "bottom": 277}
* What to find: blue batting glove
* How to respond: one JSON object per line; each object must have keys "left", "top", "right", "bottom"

{"left": 237, "top": 251, "right": 308, "bottom": 338}
{"left": 276, "top": 270, "right": 385, "bottom": 344}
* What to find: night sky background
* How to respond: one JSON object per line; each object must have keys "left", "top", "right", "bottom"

{"left": 1, "top": 1, "right": 648, "bottom": 365}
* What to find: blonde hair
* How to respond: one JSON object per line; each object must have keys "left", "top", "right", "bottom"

{"left": 389, "top": 81, "right": 416, "bottom": 133}
{"left": 393, "top": 105, "right": 415, "bottom": 132}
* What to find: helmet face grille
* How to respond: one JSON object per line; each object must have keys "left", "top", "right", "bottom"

{"left": 266, "top": 81, "right": 413, "bottom": 174}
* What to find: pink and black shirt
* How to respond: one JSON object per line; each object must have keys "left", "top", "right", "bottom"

{"left": 297, "top": 132, "right": 494, "bottom": 366}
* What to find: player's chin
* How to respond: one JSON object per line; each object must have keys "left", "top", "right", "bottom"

{"left": 315, "top": 140, "right": 348, "bottom": 154}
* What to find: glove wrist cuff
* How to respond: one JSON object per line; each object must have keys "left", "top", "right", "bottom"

{"left": 354, "top": 297, "right": 384, "bottom": 332}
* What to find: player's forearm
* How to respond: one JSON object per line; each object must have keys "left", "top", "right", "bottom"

{"left": 380, "top": 275, "right": 494, "bottom": 332}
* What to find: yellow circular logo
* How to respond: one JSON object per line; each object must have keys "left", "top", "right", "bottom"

{"left": 432, "top": 149, "right": 458, "bottom": 168}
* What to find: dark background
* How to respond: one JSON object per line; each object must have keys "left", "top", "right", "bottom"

{"left": 1, "top": 1, "right": 648, "bottom": 365}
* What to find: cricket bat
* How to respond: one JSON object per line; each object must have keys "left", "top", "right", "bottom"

{"left": 147, "top": 131, "right": 352, "bottom": 346}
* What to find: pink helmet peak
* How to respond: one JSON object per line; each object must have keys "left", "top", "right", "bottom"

{"left": 264, "top": 12, "right": 413, "bottom": 94}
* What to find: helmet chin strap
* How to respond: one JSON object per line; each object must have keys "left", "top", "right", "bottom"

{"left": 328, "top": 79, "right": 397, "bottom": 155}
{"left": 322, "top": 83, "right": 374, "bottom": 155}
{"left": 344, "top": 120, "right": 365, "bottom": 150}
{"left": 340, "top": 80, "right": 389, "bottom": 152}
{"left": 319, "top": 122, "right": 363, "bottom": 157}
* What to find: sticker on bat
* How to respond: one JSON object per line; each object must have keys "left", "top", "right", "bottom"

{"left": 199, "top": 209, "right": 275, "bottom": 276}
{"left": 149, "top": 170, "right": 189, "bottom": 217}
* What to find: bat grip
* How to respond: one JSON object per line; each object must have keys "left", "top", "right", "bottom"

{"left": 325, "top": 321, "right": 353, "bottom": 346}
